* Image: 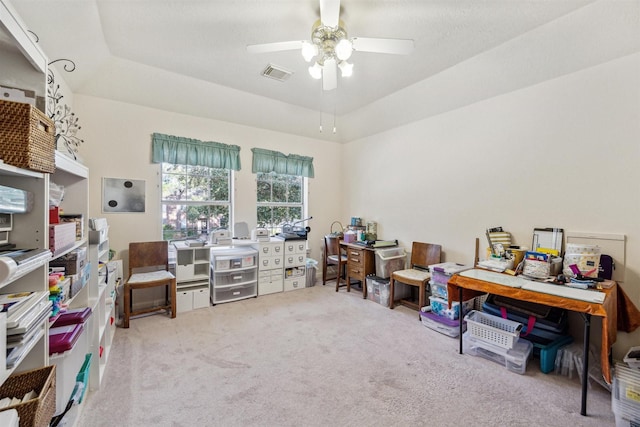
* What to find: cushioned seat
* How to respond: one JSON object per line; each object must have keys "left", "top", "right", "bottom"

{"left": 123, "top": 241, "right": 176, "bottom": 328}
{"left": 390, "top": 242, "right": 441, "bottom": 317}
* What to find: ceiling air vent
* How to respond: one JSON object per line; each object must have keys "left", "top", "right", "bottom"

{"left": 262, "top": 64, "right": 293, "bottom": 82}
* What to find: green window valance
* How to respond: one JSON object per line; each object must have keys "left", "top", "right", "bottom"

{"left": 152, "top": 133, "right": 241, "bottom": 171}
{"left": 251, "top": 148, "right": 314, "bottom": 178}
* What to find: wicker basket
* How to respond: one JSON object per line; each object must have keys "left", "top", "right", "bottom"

{"left": 0, "top": 99, "right": 55, "bottom": 173}
{"left": 0, "top": 365, "right": 56, "bottom": 427}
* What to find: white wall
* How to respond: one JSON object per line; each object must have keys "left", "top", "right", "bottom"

{"left": 71, "top": 52, "right": 639, "bottom": 357}
{"left": 73, "top": 95, "right": 343, "bottom": 265}
{"left": 341, "top": 53, "right": 640, "bottom": 358}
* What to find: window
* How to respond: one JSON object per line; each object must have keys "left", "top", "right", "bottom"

{"left": 256, "top": 172, "right": 305, "bottom": 235}
{"left": 161, "top": 163, "right": 232, "bottom": 241}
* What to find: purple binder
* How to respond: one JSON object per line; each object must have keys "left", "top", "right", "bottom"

{"left": 49, "top": 323, "right": 83, "bottom": 355}
{"left": 52, "top": 307, "right": 92, "bottom": 327}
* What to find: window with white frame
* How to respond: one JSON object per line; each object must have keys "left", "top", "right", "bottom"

{"left": 256, "top": 172, "right": 305, "bottom": 235}
{"left": 161, "top": 163, "right": 232, "bottom": 241}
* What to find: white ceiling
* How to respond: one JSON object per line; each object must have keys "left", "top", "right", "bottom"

{"left": 8, "top": 0, "right": 640, "bottom": 142}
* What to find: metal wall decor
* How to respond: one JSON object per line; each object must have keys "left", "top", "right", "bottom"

{"left": 102, "top": 178, "right": 146, "bottom": 213}
{"left": 47, "top": 59, "right": 84, "bottom": 159}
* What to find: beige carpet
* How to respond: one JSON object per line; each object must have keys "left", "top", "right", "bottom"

{"left": 76, "top": 282, "right": 615, "bottom": 427}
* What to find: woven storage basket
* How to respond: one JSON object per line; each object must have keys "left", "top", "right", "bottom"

{"left": 0, "top": 99, "right": 55, "bottom": 173}
{"left": 0, "top": 365, "right": 56, "bottom": 427}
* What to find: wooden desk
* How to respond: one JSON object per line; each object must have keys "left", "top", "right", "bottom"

{"left": 340, "top": 241, "right": 376, "bottom": 298}
{"left": 448, "top": 269, "right": 617, "bottom": 416}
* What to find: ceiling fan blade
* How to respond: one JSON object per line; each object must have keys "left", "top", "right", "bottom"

{"left": 246, "top": 40, "right": 304, "bottom": 54}
{"left": 320, "top": 0, "right": 340, "bottom": 28}
{"left": 322, "top": 58, "right": 337, "bottom": 91}
{"left": 351, "top": 37, "right": 414, "bottom": 55}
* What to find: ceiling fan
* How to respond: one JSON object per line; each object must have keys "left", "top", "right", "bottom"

{"left": 246, "top": 0, "right": 414, "bottom": 91}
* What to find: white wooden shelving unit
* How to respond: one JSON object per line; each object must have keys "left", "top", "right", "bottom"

{"left": 171, "top": 242, "right": 211, "bottom": 313}
{"left": 0, "top": 2, "right": 115, "bottom": 423}
{"left": 87, "top": 226, "right": 117, "bottom": 390}
{"left": 0, "top": 0, "right": 50, "bottom": 388}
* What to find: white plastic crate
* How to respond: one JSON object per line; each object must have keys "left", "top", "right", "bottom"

{"left": 464, "top": 310, "right": 523, "bottom": 350}
{"left": 463, "top": 332, "right": 532, "bottom": 375}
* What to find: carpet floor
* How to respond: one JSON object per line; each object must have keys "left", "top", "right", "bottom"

{"left": 76, "top": 281, "right": 615, "bottom": 427}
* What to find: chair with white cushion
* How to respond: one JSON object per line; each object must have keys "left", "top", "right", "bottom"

{"left": 389, "top": 242, "right": 441, "bottom": 316}
{"left": 123, "top": 241, "right": 176, "bottom": 328}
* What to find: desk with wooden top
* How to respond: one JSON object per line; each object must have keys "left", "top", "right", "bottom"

{"left": 340, "top": 241, "right": 376, "bottom": 299}
{"left": 448, "top": 269, "right": 617, "bottom": 417}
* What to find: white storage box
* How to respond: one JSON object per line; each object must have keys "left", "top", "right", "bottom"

{"left": 463, "top": 332, "right": 532, "bottom": 375}
{"left": 375, "top": 247, "right": 406, "bottom": 279}
{"left": 464, "top": 310, "right": 523, "bottom": 350}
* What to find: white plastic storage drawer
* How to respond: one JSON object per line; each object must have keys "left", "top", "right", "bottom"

{"left": 257, "top": 242, "right": 283, "bottom": 257}
{"left": 284, "top": 241, "right": 306, "bottom": 254}
{"left": 214, "top": 282, "right": 256, "bottom": 303}
{"left": 260, "top": 256, "right": 283, "bottom": 270}
{"left": 213, "top": 269, "right": 257, "bottom": 286}
{"left": 284, "top": 277, "right": 305, "bottom": 291}
{"left": 211, "top": 247, "right": 257, "bottom": 271}
{"left": 284, "top": 254, "right": 306, "bottom": 268}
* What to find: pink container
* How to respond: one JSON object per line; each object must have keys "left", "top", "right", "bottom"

{"left": 343, "top": 232, "right": 356, "bottom": 243}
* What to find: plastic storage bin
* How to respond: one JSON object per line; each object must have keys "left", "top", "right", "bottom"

{"left": 464, "top": 310, "right": 523, "bottom": 350}
{"left": 531, "top": 334, "right": 573, "bottom": 374}
{"left": 429, "top": 282, "right": 448, "bottom": 299}
{"left": 429, "top": 262, "right": 473, "bottom": 285}
{"left": 428, "top": 296, "right": 473, "bottom": 320}
{"left": 375, "top": 247, "right": 406, "bottom": 279}
{"left": 463, "top": 332, "right": 533, "bottom": 374}
{"left": 612, "top": 363, "right": 640, "bottom": 425}
{"left": 420, "top": 310, "right": 465, "bottom": 337}
{"left": 305, "top": 259, "right": 318, "bottom": 287}
{"left": 365, "top": 275, "right": 391, "bottom": 307}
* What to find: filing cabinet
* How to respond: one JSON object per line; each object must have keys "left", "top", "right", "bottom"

{"left": 252, "top": 239, "right": 285, "bottom": 296}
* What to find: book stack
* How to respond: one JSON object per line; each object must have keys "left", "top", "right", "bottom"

{"left": 2, "top": 291, "right": 52, "bottom": 368}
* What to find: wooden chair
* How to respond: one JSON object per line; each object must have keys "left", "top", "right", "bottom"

{"left": 322, "top": 235, "right": 348, "bottom": 292}
{"left": 389, "top": 242, "right": 441, "bottom": 315}
{"left": 123, "top": 241, "right": 177, "bottom": 328}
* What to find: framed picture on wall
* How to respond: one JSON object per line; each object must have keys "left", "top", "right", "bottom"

{"left": 102, "top": 178, "right": 146, "bottom": 213}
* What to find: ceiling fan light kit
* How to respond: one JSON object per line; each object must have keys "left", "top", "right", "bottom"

{"left": 247, "top": 0, "right": 414, "bottom": 92}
